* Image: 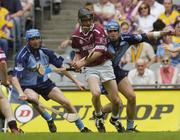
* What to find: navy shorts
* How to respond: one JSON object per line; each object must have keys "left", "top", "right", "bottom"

{"left": 100, "top": 66, "right": 129, "bottom": 95}
{"left": 113, "top": 66, "right": 129, "bottom": 84}
{"left": 21, "top": 79, "right": 56, "bottom": 100}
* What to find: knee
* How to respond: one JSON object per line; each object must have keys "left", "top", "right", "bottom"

{"left": 127, "top": 94, "right": 136, "bottom": 104}
{"left": 112, "top": 97, "right": 123, "bottom": 108}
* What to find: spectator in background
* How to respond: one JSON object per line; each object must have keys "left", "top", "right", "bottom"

{"left": 156, "top": 33, "right": 180, "bottom": 66}
{"left": 121, "top": 0, "right": 136, "bottom": 20}
{"left": 20, "top": 0, "right": 34, "bottom": 30}
{"left": 1, "top": 0, "right": 24, "bottom": 52}
{"left": 119, "top": 0, "right": 137, "bottom": 33}
{"left": 132, "top": 2, "right": 157, "bottom": 33}
{"left": 0, "top": 1, "right": 13, "bottom": 56}
{"left": 157, "top": 55, "right": 178, "bottom": 87}
{"left": 93, "top": 0, "right": 116, "bottom": 25}
{"left": 144, "top": 0, "right": 165, "bottom": 20}
{"left": 128, "top": 58, "right": 156, "bottom": 85}
{"left": 172, "top": 20, "right": 180, "bottom": 43}
{"left": 85, "top": 2, "right": 104, "bottom": 26}
{"left": 159, "top": 0, "right": 179, "bottom": 26}
{"left": 151, "top": 18, "right": 166, "bottom": 51}
{"left": 120, "top": 21, "right": 130, "bottom": 33}
{"left": 122, "top": 40, "right": 156, "bottom": 67}
{"left": 113, "top": 1, "right": 126, "bottom": 25}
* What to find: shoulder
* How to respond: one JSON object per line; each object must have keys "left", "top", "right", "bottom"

{"left": 93, "top": 24, "right": 105, "bottom": 34}
{"left": 72, "top": 26, "right": 81, "bottom": 36}
{"left": 40, "top": 47, "right": 54, "bottom": 55}
{"left": 16, "top": 46, "right": 29, "bottom": 61}
{"left": 146, "top": 68, "right": 154, "bottom": 75}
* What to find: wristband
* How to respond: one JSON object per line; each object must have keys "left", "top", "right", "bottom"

{"left": 45, "top": 67, "right": 52, "bottom": 74}
{"left": 153, "top": 31, "right": 161, "bottom": 39}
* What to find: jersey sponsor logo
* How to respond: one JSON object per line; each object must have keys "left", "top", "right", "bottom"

{"left": 95, "top": 45, "right": 106, "bottom": 50}
{"left": 15, "top": 104, "right": 33, "bottom": 123}
{"left": 82, "top": 44, "right": 94, "bottom": 51}
{"left": 15, "top": 63, "right": 24, "bottom": 71}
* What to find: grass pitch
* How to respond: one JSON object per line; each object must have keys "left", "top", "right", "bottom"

{"left": 0, "top": 132, "right": 180, "bottom": 140}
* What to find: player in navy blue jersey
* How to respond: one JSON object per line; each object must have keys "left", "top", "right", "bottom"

{"left": 11, "top": 29, "right": 91, "bottom": 133}
{"left": 100, "top": 20, "right": 175, "bottom": 132}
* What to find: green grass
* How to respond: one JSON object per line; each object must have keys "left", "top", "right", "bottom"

{"left": 0, "top": 132, "right": 180, "bottom": 140}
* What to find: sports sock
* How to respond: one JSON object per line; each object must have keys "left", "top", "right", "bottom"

{"left": 41, "top": 111, "right": 52, "bottom": 121}
{"left": 95, "top": 111, "right": 103, "bottom": 118}
{"left": 127, "top": 119, "right": 134, "bottom": 129}
{"left": 75, "top": 118, "right": 85, "bottom": 131}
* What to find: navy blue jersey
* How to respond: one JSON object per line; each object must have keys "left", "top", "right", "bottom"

{"left": 108, "top": 33, "right": 149, "bottom": 66}
{"left": 13, "top": 45, "right": 64, "bottom": 86}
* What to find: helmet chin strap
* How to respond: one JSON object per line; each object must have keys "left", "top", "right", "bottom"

{"left": 82, "top": 25, "right": 93, "bottom": 33}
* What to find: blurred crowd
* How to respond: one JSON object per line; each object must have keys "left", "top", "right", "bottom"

{"left": 1, "top": 0, "right": 180, "bottom": 88}
{"left": 0, "top": 0, "right": 61, "bottom": 59}
{"left": 74, "top": 0, "right": 180, "bottom": 88}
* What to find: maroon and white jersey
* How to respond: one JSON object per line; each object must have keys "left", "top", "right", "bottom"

{"left": 0, "top": 48, "right": 6, "bottom": 62}
{"left": 72, "top": 23, "right": 109, "bottom": 66}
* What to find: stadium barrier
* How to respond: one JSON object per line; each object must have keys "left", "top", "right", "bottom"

{"left": 5, "top": 89, "right": 180, "bottom": 132}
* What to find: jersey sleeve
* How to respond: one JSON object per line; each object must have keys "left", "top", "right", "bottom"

{"left": 0, "top": 48, "right": 6, "bottom": 62}
{"left": 14, "top": 54, "right": 26, "bottom": 79}
{"left": 121, "top": 33, "right": 149, "bottom": 45}
{"left": 42, "top": 48, "right": 64, "bottom": 68}
{"left": 93, "top": 27, "right": 107, "bottom": 53}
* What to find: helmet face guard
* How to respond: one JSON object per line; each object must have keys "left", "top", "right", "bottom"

{"left": 78, "top": 8, "right": 94, "bottom": 32}
{"left": 25, "top": 29, "right": 41, "bottom": 41}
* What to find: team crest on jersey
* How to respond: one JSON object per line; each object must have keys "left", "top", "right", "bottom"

{"left": 79, "top": 39, "right": 83, "bottom": 45}
{"left": 15, "top": 63, "right": 24, "bottom": 71}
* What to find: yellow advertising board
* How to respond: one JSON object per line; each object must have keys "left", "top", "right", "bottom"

{"left": 10, "top": 90, "right": 180, "bottom": 132}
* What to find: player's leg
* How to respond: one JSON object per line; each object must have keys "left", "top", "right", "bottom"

{"left": 48, "top": 87, "right": 91, "bottom": 132}
{"left": 103, "top": 80, "right": 125, "bottom": 132}
{"left": 117, "top": 77, "right": 138, "bottom": 132}
{"left": 0, "top": 90, "right": 22, "bottom": 134}
{"left": 24, "top": 88, "right": 57, "bottom": 133}
{"left": 87, "top": 76, "right": 106, "bottom": 132}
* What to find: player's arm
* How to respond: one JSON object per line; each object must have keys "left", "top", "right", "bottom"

{"left": 0, "top": 60, "right": 8, "bottom": 86}
{"left": 61, "top": 68, "right": 85, "bottom": 90}
{"left": 0, "top": 50, "right": 8, "bottom": 86}
{"left": 11, "top": 76, "right": 25, "bottom": 97}
{"left": 82, "top": 49, "right": 103, "bottom": 66}
{"left": 163, "top": 46, "right": 180, "bottom": 52}
{"left": 146, "top": 28, "right": 175, "bottom": 40}
{"left": 11, "top": 57, "right": 27, "bottom": 100}
{"left": 122, "top": 27, "right": 175, "bottom": 45}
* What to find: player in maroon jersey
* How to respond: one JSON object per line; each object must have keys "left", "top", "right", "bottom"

{"left": 71, "top": 8, "right": 124, "bottom": 132}
{"left": 0, "top": 48, "right": 23, "bottom": 134}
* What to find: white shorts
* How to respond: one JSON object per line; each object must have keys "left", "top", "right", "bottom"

{"left": 84, "top": 60, "right": 115, "bottom": 83}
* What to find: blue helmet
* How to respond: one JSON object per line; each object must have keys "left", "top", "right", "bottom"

{"left": 25, "top": 29, "right": 41, "bottom": 41}
{"left": 106, "top": 20, "right": 120, "bottom": 32}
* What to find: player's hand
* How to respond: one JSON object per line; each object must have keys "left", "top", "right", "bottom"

{"left": 18, "top": 95, "right": 28, "bottom": 101}
{"left": 59, "top": 40, "right": 71, "bottom": 49}
{"left": 1, "top": 80, "right": 10, "bottom": 87}
{"left": 75, "top": 81, "right": 85, "bottom": 91}
{"left": 37, "top": 63, "right": 45, "bottom": 75}
{"left": 164, "top": 26, "right": 175, "bottom": 35}
{"left": 72, "top": 60, "right": 85, "bottom": 70}
{"left": 162, "top": 45, "right": 169, "bottom": 50}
